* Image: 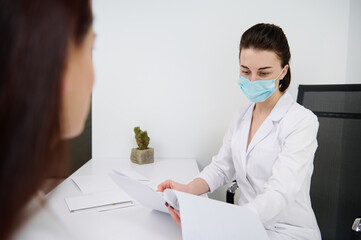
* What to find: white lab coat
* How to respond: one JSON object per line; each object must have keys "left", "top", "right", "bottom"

{"left": 198, "top": 92, "right": 321, "bottom": 240}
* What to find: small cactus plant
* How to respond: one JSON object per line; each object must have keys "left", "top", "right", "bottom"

{"left": 131, "top": 126, "right": 154, "bottom": 164}
{"left": 134, "top": 126, "right": 150, "bottom": 150}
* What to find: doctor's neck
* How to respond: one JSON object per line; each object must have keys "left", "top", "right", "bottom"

{"left": 254, "top": 89, "right": 283, "bottom": 115}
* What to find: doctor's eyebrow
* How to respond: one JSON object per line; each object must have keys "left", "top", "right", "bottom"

{"left": 258, "top": 66, "right": 272, "bottom": 70}
{"left": 240, "top": 65, "right": 273, "bottom": 70}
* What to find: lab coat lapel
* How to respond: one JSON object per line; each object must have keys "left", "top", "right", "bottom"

{"left": 239, "top": 104, "right": 254, "bottom": 174}
{"left": 237, "top": 104, "right": 259, "bottom": 197}
{"left": 233, "top": 103, "right": 254, "bottom": 180}
{"left": 246, "top": 118, "right": 273, "bottom": 155}
{"left": 246, "top": 92, "right": 294, "bottom": 155}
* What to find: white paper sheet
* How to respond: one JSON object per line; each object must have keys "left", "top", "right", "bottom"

{"left": 109, "top": 171, "right": 268, "bottom": 239}
{"left": 71, "top": 175, "right": 119, "bottom": 194}
{"left": 109, "top": 170, "right": 169, "bottom": 213}
{"left": 166, "top": 190, "right": 269, "bottom": 240}
{"left": 115, "top": 170, "right": 150, "bottom": 181}
{"left": 65, "top": 190, "right": 132, "bottom": 212}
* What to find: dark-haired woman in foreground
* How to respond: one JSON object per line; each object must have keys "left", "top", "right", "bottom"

{"left": 0, "top": 0, "right": 94, "bottom": 239}
{"left": 158, "top": 23, "right": 321, "bottom": 239}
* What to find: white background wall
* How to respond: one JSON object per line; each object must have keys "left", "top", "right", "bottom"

{"left": 92, "top": 0, "right": 360, "bottom": 200}
{"left": 346, "top": 0, "right": 361, "bottom": 84}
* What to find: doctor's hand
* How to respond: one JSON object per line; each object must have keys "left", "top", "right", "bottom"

{"left": 158, "top": 178, "right": 210, "bottom": 195}
{"left": 165, "top": 202, "right": 181, "bottom": 227}
{"left": 157, "top": 180, "right": 188, "bottom": 227}
{"left": 157, "top": 180, "right": 189, "bottom": 193}
{"left": 157, "top": 179, "right": 210, "bottom": 226}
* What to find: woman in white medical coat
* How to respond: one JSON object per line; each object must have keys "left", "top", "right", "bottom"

{"left": 158, "top": 23, "right": 321, "bottom": 240}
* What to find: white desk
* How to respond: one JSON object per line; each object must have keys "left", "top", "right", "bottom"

{"left": 46, "top": 158, "right": 200, "bottom": 240}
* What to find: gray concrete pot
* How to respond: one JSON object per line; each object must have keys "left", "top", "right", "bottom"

{"left": 130, "top": 148, "right": 154, "bottom": 164}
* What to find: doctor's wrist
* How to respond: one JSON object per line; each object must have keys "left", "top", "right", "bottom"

{"left": 187, "top": 178, "right": 210, "bottom": 195}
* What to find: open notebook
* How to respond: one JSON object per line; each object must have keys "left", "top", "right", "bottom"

{"left": 109, "top": 170, "right": 269, "bottom": 240}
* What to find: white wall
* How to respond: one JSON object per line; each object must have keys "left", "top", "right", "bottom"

{"left": 92, "top": 0, "right": 352, "bottom": 201}
{"left": 346, "top": 0, "right": 361, "bottom": 84}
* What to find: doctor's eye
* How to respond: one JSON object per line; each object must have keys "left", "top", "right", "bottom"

{"left": 242, "top": 71, "right": 250, "bottom": 75}
{"left": 259, "top": 72, "right": 270, "bottom": 76}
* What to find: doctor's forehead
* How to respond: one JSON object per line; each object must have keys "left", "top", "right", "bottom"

{"left": 240, "top": 48, "right": 280, "bottom": 69}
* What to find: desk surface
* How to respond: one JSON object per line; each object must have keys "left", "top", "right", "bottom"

{"left": 46, "top": 158, "right": 200, "bottom": 240}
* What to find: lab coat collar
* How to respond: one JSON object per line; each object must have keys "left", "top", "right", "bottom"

{"left": 245, "top": 92, "right": 294, "bottom": 155}
{"left": 241, "top": 92, "right": 294, "bottom": 122}
{"left": 268, "top": 92, "right": 294, "bottom": 122}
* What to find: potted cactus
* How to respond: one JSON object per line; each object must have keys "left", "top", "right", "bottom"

{"left": 130, "top": 126, "right": 154, "bottom": 164}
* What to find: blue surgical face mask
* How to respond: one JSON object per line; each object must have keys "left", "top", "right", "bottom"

{"left": 238, "top": 68, "right": 284, "bottom": 102}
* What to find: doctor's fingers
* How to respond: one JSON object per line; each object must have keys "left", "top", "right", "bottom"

{"left": 157, "top": 180, "right": 182, "bottom": 192}
{"left": 168, "top": 205, "right": 181, "bottom": 227}
{"left": 157, "top": 180, "right": 173, "bottom": 192}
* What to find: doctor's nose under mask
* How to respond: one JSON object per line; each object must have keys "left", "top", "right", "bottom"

{"left": 238, "top": 68, "right": 284, "bottom": 103}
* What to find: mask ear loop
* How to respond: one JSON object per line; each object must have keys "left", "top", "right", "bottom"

{"left": 277, "top": 67, "right": 286, "bottom": 88}
{"left": 275, "top": 67, "right": 285, "bottom": 81}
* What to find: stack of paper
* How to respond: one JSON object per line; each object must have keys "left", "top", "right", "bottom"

{"left": 65, "top": 170, "right": 150, "bottom": 212}
{"left": 65, "top": 190, "right": 134, "bottom": 212}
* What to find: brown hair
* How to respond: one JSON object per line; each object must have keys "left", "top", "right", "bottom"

{"left": 0, "top": 0, "right": 92, "bottom": 238}
{"left": 240, "top": 23, "right": 291, "bottom": 92}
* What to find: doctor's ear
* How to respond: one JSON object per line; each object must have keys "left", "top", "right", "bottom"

{"left": 279, "top": 64, "right": 291, "bottom": 92}
{"left": 280, "top": 64, "right": 289, "bottom": 80}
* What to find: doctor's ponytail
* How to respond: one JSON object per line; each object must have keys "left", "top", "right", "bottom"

{"left": 239, "top": 23, "right": 291, "bottom": 92}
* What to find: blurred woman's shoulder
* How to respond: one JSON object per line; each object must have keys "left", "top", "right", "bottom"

{"left": 10, "top": 192, "right": 77, "bottom": 240}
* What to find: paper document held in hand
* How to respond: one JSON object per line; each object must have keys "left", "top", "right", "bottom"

{"left": 109, "top": 170, "right": 268, "bottom": 240}
{"left": 109, "top": 170, "right": 177, "bottom": 213}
